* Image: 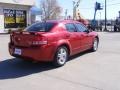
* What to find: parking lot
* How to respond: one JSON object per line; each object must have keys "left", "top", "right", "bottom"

{"left": 0, "top": 32, "right": 120, "bottom": 90}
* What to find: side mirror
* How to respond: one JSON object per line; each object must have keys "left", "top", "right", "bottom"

{"left": 84, "top": 29, "right": 90, "bottom": 33}
{"left": 87, "top": 25, "right": 93, "bottom": 32}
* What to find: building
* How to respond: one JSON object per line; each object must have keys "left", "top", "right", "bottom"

{"left": 0, "top": 0, "right": 35, "bottom": 33}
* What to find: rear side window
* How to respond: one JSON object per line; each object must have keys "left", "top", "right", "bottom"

{"left": 65, "top": 23, "right": 76, "bottom": 32}
{"left": 75, "top": 23, "right": 87, "bottom": 32}
{"left": 25, "top": 22, "right": 56, "bottom": 32}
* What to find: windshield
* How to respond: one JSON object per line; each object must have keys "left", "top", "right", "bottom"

{"left": 25, "top": 22, "right": 56, "bottom": 32}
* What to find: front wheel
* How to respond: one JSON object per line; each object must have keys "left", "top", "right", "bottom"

{"left": 91, "top": 38, "right": 99, "bottom": 52}
{"left": 53, "top": 46, "right": 68, "bottom": 67}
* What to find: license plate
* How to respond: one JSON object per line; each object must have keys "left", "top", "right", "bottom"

{"left": 14, "top": 48, "right": 21, "bottom": 55}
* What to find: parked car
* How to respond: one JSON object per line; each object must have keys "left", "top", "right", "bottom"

{"left": 9, "top": 20, "right": 99, "bottom": 67}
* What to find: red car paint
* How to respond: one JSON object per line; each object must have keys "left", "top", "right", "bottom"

{"left": 9, "top": 20, "right": 99, "bottom": 62}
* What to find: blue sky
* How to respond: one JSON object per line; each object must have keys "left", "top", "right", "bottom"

{"left": 36, "top": 0, "right": 120, "bottom": 20}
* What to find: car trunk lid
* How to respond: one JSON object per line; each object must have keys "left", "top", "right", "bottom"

{"left": 11, "top": 31, "right": 47, "bottom": 47}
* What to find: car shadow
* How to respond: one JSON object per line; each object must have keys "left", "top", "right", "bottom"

{"left": 69, "top": 50, "right": 92, "bottom": 60}
{"left": 0, "top": 58, "right": 56, "bottom": 80}
{"left": 0, "top": 50, "right": 92, "bottom": 80}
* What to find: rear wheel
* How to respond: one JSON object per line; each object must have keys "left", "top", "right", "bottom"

{"left": 53, "top": 46, "right": 68, "bottom": 67}
{"left": 91, "top": 38, "right": 98, "bottom": 52}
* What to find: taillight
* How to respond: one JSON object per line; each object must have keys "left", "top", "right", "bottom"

{"left": 32, "top": 36, "right": 48, "bottom": 46}
{"left": 32, "top": 41, "right": 47, "bottom": 45}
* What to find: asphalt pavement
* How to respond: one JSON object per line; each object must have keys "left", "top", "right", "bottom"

{"left": 0, "top": 32, "right": 120, "bottom": 90}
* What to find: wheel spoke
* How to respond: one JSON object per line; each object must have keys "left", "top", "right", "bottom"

{"left": 94, "top": 39, "right": 98, "bottom": 50}
{"left": 57, "top": 47, "right": 67, "bottom": 65}
{"left": 58, "top": 53, "right": 61, "bottom": 57}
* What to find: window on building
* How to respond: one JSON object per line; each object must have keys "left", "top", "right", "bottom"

{"left": 4, "top": 9, "right": 27, "bottom": 28}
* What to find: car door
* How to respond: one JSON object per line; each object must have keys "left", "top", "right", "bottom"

{"left": 65, "top": 23, "right": 81, "bottom": 54}
{"left": 74, "top": 23, "right": 93, "bottom": 51}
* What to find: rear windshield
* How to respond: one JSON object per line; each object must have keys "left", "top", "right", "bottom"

{"left": 25, "top": 22, "right": 56, "bottom": 32}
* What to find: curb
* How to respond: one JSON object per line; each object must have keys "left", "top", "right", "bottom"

{"left": 0, "top": 33, "right": 9, "bottom": 35}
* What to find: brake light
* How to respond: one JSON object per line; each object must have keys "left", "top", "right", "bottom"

{"left": 32, "top": 41, "right": 47, "bottom": 45}
{"left": 32, "top": 36, "right": 48, "bottom": 46}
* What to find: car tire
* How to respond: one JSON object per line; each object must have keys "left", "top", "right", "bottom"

{"left": 53, "top": 46, "right": 68, "bottom": 67}
{"left": 91, "top": 38, "right": 99, "bottom": 52}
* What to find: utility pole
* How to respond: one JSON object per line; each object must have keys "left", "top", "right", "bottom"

{"left": 65, "top": 9, "right": 68, "bottom": 20}
{"left": 73, "top": 1, "right": 75, "bottom": 20}
{"left": 105, "top": 0, "right": 107, "bottom": 31}
{"left": 100, "top": 12, "right": 101, "bottom": 23}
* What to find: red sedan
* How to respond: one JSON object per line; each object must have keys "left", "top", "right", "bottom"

{"left": 9, "top": 20, "right": 99, "bottom": 66}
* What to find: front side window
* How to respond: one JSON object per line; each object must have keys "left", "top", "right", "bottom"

{"left": 75, "top": 23, "right": 87, "bottom": 32}
{"left": 25, "top": 22, "right": 56, "bottom": 32}
{"left": 65, "top": 23, "right": 77, "bottom": 32}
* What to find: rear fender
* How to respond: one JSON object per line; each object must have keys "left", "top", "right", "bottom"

{"left": 54, "top": 40, "right": 72, "bottom": 55}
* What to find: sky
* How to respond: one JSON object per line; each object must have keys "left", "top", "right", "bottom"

{"left": 36, "top": 0, "right": 120, "bottom": 20}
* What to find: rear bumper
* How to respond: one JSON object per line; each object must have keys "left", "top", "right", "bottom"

{"left": 9, "top": 43, "right": 55, "bottom": 62}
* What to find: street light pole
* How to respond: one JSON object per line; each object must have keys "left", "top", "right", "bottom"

{"left": 65, "top": 9, "right": 68, "bottom": 20}
{"left": 105, "top": 0, "right": 107, "bottom": 31}
{"left": 73, "top": 1, "right": 75, "bottom": 20}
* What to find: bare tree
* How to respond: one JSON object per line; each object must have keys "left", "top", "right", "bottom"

{"left": 40, "top": 0, "right": 62, "bottom": 20}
